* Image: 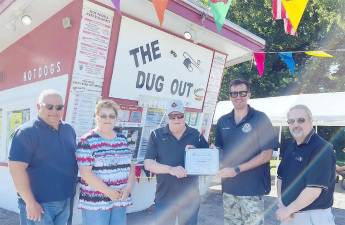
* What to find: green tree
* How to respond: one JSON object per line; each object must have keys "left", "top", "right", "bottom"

{"left": 206, "top": 0, "right": 345, "bottom": 100}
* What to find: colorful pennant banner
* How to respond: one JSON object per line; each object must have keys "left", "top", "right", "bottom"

{"left": 209, "top": 0, "right": 232, "bottom": 33}
{"left": 152, "top": 0, "right": 170, "bottom": 26}
{"left": 252, "top": 49, "right": 340, "bottom": 77}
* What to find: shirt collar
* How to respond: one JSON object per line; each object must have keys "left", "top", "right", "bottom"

{"left": 37, "top": 116, "right": 61, "bottom": 131}
{"left": 227, "top": 105, "right": 254, "bottom": 125}
{"left": 296, "top": 129, "right": 315, "bottom": 146}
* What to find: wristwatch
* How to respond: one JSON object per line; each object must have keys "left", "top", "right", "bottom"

{"left": 234, "top": 166, "right": 241, "bottom": 174}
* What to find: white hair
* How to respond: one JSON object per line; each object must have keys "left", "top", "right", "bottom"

{"left": 287, "top": 104, "right": 313, "bottom": 121}
{"left": 37, "top": 89, "right": 63, "bottom": 104}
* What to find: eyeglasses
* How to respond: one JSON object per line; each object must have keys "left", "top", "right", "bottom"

{"left": 287, "top": 118, "right": 306, "bottom": 125}
{"left": 41, "top": 103, "right": 64, "bottom": 111}
{"left": 229, "top": 91, "right": 248, "bottom": 98}
{"left": 168, "top": 114, "right": 184, "bottom": 120}
{"left": 99, "top": 114, "right": 116, "bottom": 119}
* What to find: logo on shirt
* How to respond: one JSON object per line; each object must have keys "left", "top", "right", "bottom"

{"left": 242, "top": 123, "right": 252, "bottom": 133}
{"left": 295, "top": 155, "right": 303, "bottom": 162}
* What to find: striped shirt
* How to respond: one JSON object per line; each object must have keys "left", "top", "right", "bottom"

{"left": 76, "top": 130, "right": 133, "bottom": 210}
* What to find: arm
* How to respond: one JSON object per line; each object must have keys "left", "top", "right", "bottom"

{"left": 218, "top": 149, "right": 272, "bottom": 178}
{"left": 276, "top": 187, "right": 322, "bottom": 221}
{"left": 9, "top": 161, "right": 44, "bottom": 221}
{"left": 79, "top": 166, "right": 121, "bottom": 200}
{"left": 121, "top": 164, "right": 136, "bottom": 200}
{"left": 144, "top": 159, "right": 186, "bottom": 178}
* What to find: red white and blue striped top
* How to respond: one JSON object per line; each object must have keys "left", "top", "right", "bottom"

{"left": 76, "top": 130, "right": 133, "bottom": 210}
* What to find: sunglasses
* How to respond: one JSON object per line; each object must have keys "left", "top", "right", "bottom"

{"left": 99, "top": 114, "right": 116, "bottom": 119}
{"left": 41, "top": 103, "right": 64, "bottom": 111}
{"left": 287, "top": 118, "right": 306, "bottom": 125}
{"left": 168, "top": 114, "right": 184, "bottom": 120}
{"left": 229, "top": 91, "right": 248, "bottom": 98}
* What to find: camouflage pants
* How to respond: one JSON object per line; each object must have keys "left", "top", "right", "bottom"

{"left": 223, "top": 193, "right": 264, "bottom": 225}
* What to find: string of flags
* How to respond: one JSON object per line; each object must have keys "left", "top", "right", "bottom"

{"left": 252, "top": 50, "right": 343, "bottom": 77}
{"left": 110, "top": 0, "right": 309, "bottom": 35}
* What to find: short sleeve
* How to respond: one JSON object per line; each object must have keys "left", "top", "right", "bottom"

{"left": 305, "top": 145, "right": 335, "bottom": 190}
{"left": 76, "top": 138, "right": 94, "bottom": 167}
{"left": 277, "top": 152, "right": 286, "bottom": 180}
{"left": 145, "top": 131, "right": 158, "bottom": 160}
{"left": 257, "top": 114, "right": 279, "bottom": 151}
{"left": 8, "top": 129, "right": 36, "bottom": 163}
{"left": 215, "top": 121, "right": 224, "bottom": 149}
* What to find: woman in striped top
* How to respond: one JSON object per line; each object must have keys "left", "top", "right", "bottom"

{"left": 76, "top": 99, "right": 135, "bottom": 225}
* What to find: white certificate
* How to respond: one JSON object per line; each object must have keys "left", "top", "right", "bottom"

{"left": 185, "top": 148, "right": 219, "bottom": 175}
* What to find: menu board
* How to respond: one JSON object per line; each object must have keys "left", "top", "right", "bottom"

{"left": 136, "top": 106, "right": 168, "bottom": 163}
{"left": 200, "top": 52, "right": 227, "bottom": 139}
{"left": 66, "top": 1, "right": 114, "bottom": 137}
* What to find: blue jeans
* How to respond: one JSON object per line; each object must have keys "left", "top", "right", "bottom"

{"left": 155, "top": 197, "right": 200, "bottom": 225}
{"left": 81, "top": 207, "right": 127, "bottom": 225}
{"left": 18, "top": 198, "right": 71, "bottom": 225}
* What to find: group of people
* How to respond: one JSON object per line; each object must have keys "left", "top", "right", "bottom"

{"left": 8, "top": 78, "right": 337, "bottom": 225}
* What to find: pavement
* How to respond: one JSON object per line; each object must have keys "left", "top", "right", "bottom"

{"left": 1, "top": 182, "right": 345, "bottom": 225}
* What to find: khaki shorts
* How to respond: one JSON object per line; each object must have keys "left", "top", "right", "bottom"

{"left": 281, "top": 208, "right": 335, "bottom": 225}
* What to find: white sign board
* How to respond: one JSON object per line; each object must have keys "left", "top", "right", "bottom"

{"left": 109, "top": 16, "right": 214, "bottom": 109}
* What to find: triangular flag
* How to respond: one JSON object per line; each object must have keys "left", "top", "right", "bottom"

{"left": 305, "top": 51, "right": 334, "bottom": 58}
{"left": 253, "top": 52, "right": 266, "bottom": 77}
{"left": 209, "top": 0, "right": 232, "bottom": 33}
{"left": 278, "top": 52, "right": 295, "bottom": 74}
{"left": 281, "top": 0, "right": 309, "bottom": 31}
{"left": 112, "top": 0, "right": 120, "bottom": 11}
{"left": 283, "top": 18, "right": 297, "bottom": 36}
{"left": 152, "top": 0, "right": 170, "bottom": 26}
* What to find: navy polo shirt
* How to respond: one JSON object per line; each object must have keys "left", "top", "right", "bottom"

{"left": 9, "top": 117, "right": 78, "bottom": 203}
{"left": 145, "top": 125, "right": 209, "bottom": 203}
{"left": 215, "top": 106, "right": 279, "bottom": 196}
{"left": 277, "top": 130, "right": 336, "bottom": 211}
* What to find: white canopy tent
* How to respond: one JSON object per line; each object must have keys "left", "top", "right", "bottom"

{"left": 213, "top": 92, "right": 345, "bottom": 127}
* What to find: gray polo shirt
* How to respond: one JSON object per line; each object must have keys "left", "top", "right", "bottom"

{"left": 145, "top": 125, "right": 209, "bottom": 203}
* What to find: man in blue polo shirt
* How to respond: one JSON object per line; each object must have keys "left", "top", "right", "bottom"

{"left": 144, "top": 99, "right": 209, "bottom": 225}
{"left": 276, "top": 105, "right": 336, "bottom": 225}
{"left": 215, "top": 79, "right": 279, "bottom": 225}
{"left": 9, "top": 89, "right": 78, "bottom": 225}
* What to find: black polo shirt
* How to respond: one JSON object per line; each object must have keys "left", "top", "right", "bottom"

{"left": 277, "top": 130, "right": 336, "bottom": 211}
{"left": 145, "top": 125, "right": 209, "bottom": 203}
{"left": 9, "top": 117, "right": 78, "bottom": 203}
{"left": 215, "top": 106, "right": 279, "bottom": 196}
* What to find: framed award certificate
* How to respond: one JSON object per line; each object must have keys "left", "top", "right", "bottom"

{"left": 185, "top": 148, "right": 219, "bottom": 175}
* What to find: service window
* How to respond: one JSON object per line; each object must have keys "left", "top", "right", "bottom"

{"left": 6, "top": 109, "right": 30, "bottom": 157}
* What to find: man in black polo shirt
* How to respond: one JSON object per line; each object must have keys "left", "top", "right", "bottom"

{"left": 9, "top": 89, "right": 78, "bottom": 225}
{"left": 144, "top": 99, "right": 208, "bottom": 225}
{"left": 276, "top": 105, "right": 336, "bottom": 225}
{"left": 215, "top": 79, "right": 278, "bottom": 225}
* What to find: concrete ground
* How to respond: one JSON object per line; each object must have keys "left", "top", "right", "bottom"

{"left": 1, "top": 182, "right": 345, "bottom": 225}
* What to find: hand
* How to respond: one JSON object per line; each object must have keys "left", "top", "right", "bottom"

{"left": 277, "top": 197, "right": 284, "bottom": 208}
{"left": 217, "top": 167, "right": 237, "bottom": 178}
{"left": 107, "top": 189, "right": 122, "bottom": 201}
{"left": 276, "top": 206, "right": 294, "bottom": 222}
{"left": 169, "top": 166, "right": 187, "bottom": 178}
{"left": 185, "top": 145, "right": 196, "bottom": 150}
{"left": 120, "top": 186, "right": 132, "bottom": 201}
{"left": 26, "top": 200, "right": 44, "bottom": 222}
{"left": 210, "top": 144, "right": 217, "bottom": 149}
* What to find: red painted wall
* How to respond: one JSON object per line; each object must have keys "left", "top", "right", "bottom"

{"left": 0, "top": 0, "right": 83, "bottom": 91}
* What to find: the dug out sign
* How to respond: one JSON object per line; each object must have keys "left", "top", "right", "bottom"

{"left": 109, "top": 16, "right": 214, "bottom": 109}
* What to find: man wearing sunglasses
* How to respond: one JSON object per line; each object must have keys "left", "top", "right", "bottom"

{"left": 9, "top": 89, "right": 78, "bottom": 225}
{"left": 275, "top": 105, "right": 336, "bottom": 225}
{"left": 215, "top": 79, "right": 279, "bottom": 225}
{"left": 144, "top": 99, "right": 208, "bottom": 225}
